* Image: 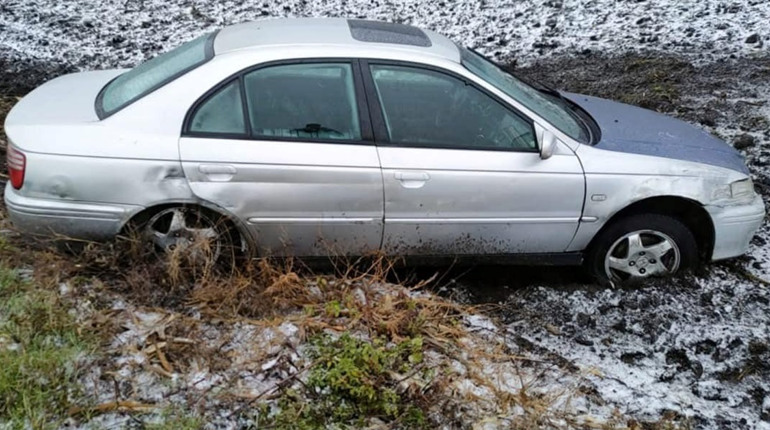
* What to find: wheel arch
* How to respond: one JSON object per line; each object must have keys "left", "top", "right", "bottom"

{"left": 587, "top": 195, "right": 715, "bottom": 261}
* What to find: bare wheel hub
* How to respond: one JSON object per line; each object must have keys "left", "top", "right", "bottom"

{"left": 144, "top": 207, "right": 221, "bottom": 258}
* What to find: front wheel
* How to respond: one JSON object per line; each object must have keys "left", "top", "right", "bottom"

{"left": 586, "top": 214, "right": 699, "bottom": 286}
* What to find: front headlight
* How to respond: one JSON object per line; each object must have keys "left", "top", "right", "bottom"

{"left": 730, "top": 178, "right": 754, "bottom": 199}
{"left": 712, "top": 178, "right": 755, "bottom": 201}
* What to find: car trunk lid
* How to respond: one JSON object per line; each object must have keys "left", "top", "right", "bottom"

{"left": 4, "top": 70, "right": 125, "bottom": 142}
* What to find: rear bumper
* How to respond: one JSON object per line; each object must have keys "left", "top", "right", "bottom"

{"left": 4, "top": 184, "right": 139, "bottom": 241}
{"left": 707, "top": 194, "right": 766, "bottom": 261}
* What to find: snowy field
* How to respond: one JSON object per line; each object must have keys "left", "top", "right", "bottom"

{"left": 1, "top": 0, "right": 770, "bottom": 429}
{"left": 0, "top": 0, "right": 768, "bottom": 70}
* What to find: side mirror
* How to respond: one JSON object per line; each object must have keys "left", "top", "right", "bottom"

{"left": 535, "top": 123, "right": 557, "bottom": 160}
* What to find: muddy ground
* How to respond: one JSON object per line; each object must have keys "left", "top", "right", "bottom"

{"left": 1, "top": 52, "right": 769, "bottom": 428}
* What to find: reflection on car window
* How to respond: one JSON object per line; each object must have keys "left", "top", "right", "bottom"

{"left": 189, "top": 80, "right": 246, "bottom": 134}
{"left": 243, "top": 63, "right": 361, "bottom": 141}
{"left": 370, "top": 65, "right": 536, "bottom": 151}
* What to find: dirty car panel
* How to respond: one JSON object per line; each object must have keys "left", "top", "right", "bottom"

{"left": 378, "top": 145, "right": 585, "bottom": 255}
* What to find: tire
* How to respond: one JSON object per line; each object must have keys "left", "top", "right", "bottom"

{"left": 586, "top": 214, "right": 699, "bottom": 286}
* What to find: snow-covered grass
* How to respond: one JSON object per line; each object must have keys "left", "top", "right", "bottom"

{"left": 0, "top": 249, "right": 98, "bottom": 428}
{"left": 0, "top": 0, "right": 768, "bottom": 71}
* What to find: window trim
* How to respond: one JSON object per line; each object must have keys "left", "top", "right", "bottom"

{"left": 96, "top": 31, "right": 218, "bottom": 120}
{"left": 182, "top": 58, "right": 374, "bottom": 146}
{"left": 359, "top": 59, "right": 538, "bottom": 154}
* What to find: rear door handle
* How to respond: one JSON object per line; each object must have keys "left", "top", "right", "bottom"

{"left": 394, "top": 171, "right": 430, "bottom": 181}
{"left": 198, "top": 164, "right": 237, "bottom": 182}
{"left": 199, "top": 164, "right": 237, "bottom": 175}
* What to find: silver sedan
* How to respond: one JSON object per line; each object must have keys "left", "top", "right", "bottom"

{"left": 4, "top": 18, "right": 765, "bottom": 284}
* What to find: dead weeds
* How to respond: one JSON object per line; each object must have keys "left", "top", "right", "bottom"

{"left": 0, "top": 225, "right": 610, "bottom": 427}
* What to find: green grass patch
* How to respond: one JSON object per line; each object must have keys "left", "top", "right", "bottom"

{"left": 261, "top": 332, "right": 428, "bottom": 429}
{"left": 0, "top": 265, "right": 96, "bottom": 429}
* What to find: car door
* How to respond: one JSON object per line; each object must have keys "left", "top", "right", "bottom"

{"left": 361, "top": 61, "right": 585, "bottom": 256}
{"left": 179, "top": 61, "right": 384, "bottom": 257}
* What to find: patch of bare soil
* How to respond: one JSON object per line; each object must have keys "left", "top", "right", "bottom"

{"left": 0, "top": 58, "right": 75, "bottom": 96}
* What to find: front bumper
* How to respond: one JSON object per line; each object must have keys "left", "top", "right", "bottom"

{"left": 707, "top": 193, "right": 766, "bottom": 261}
{"left": 4, "top": 183, "right": 140, "bottom": 241}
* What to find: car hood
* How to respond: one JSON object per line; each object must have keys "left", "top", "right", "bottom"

{"left": 562, "top": 92, "right": 749, "bottom": 175}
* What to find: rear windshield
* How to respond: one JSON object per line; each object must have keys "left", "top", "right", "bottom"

{"left": 96, "top": 32, "right": 216, "bottom": 118}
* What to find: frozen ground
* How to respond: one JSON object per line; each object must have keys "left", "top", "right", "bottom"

{"left": 1, "top": 0, "right": 770, "bottom": 429}
{"left": 0, "top": 0, "right": 769, "bottom": 88}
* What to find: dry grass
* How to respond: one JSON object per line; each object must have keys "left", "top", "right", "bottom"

{"left": 0, "top": 222, "right": 700, "bottom": 428}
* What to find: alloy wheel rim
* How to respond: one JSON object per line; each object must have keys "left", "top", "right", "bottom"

{"left": 144, "top": 207, "right": 221, "bottom": 259}
{"left": 604, "top": 229, "right": 681, "bottom": 283}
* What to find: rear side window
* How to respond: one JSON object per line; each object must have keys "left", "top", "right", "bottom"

{"left": 97, "top": 32, "right": 215, "bottom": 118}
{"left": 189, "top": 80, "right": 246, "bottom": 134}
{"left": 243, "top": 63, "right": 362, "bottom": 141}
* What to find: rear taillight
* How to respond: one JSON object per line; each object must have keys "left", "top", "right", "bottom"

{"left": 7, "top": 145, "right": 26, "bottom": 190}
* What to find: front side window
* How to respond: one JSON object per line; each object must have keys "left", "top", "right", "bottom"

{"left": 98, "top": 32, "right": 215, "bottom": 118}
{"left": 370, "top": 64, "right": 536, "bottom": 151}
{"left": 460, "top": 47, "right": 590, "bottom": 144}
{"left": 189, "top": 80, "right": 246, "bottom": 134}
{"left": 243, "top": 63, "right": 362, "bottom": 141}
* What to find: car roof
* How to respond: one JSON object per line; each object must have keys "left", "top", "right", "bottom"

{"left": 213, "top": 18, "right": 462, "bottom": 63}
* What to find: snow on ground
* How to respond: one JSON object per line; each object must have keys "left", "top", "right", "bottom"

{"left": 0, "top": 0, "right": 768, "bottom": 71}
{"left": 499, "top": 269, "right": 770, "bottom": 429}
{"left": 2, "top": 0, "right": 770, "bottom": 429}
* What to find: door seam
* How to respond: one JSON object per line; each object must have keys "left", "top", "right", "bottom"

{"left": 356, "top": 59, "right": 387, "bottom": 251}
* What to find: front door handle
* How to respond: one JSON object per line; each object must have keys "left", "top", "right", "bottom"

{"left": 394, "top": 171, "right": 430, "bottom": 189}
{"left": 394, "top": 171, "right": 430, "bottom": 181}
{"left": 199, "top": 164, "right": 237, "bottom": 175}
